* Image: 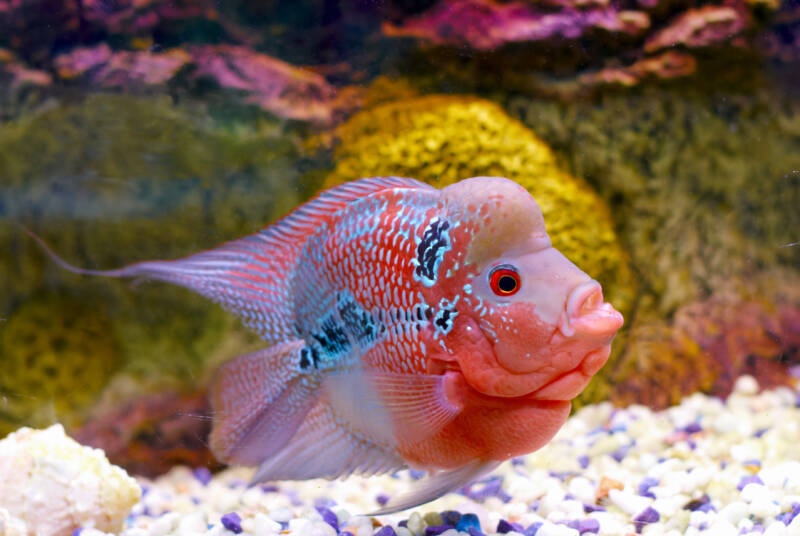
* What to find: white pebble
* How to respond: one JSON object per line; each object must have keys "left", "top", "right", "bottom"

{"left": 718, "top": 501, "right": 749, "bottom": 524}
{"left": 608, "top": 488, "right": 652, "bottom": 515}
{"left": 253, "top": 513, "right": 282, "bottom": 536}
{"left": 733, "top": 376, "right": 760, "bottom": 395}
{"left": 270, "top": 507, "right": 294, "bottom": 523}
{"left": 704, "top": 519, "right": 738, "bottom": 536}
{"left": 176, "top": 511, "right": 206, "bottom": 534}
{"left": 567, "top": 477, "right": 596, "bottom": 504}
{"left": 787, "top": 514, "right": 800, "bottom": 536}
{"left": 535, "top": 520, "right": 579, "bottom": 536}
{"left": 148, "top": 512, "right": 179, "bottom": 536}
{"left": 764, "top": 522, "right": 788, "bottom": 536}
{"left": 748, "top": 497, "right": 781, "bottom": 519}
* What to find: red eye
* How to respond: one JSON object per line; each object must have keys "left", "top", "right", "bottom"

{"left": 489, "top": 265, "right": 521, "bottom": 296}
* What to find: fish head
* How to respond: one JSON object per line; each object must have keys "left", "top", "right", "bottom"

{"left": 440, "top": 177, "right": 624, "bottom": 401}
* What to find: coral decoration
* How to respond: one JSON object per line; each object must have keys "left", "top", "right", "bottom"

{"left": 644, "top": 5, "right": 749, "bottom": 53}
{"left": 0, "top": 424, "right": 141, "bottom": 536}
{"left": 73, "top": 390, "right": 220, "bottom": 478}
{"left": 577, "top": 51, "right": 697, "bottom": 88}
{"left": 189, "top": 45, "right": 337, "bottom": 123}
{"left": 382, "top": 0, "right": 650, "bottom": 51}
{"left": 55, "top": 44, "right": 190, "bottom": 86}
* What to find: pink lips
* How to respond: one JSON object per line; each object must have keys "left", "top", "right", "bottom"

{"left": 559, "top": 281, "right": 624, "bottom": 339}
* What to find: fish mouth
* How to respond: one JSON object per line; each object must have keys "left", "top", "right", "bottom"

{"left": 559, "top": 281, "right": 624, "bottom": 340}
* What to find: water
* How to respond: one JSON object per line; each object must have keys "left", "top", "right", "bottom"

{"left": 0, "top": 0, "right": 798, "bottom": 490}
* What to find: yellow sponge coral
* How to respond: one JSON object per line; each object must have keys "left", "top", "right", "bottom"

{"left": 324, "top": 95, "right": 635, "bottom": 316}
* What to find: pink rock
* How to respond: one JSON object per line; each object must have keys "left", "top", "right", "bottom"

{"left": 383, "top": 0, "right": 650, "bottom": 51}
{"left": 81, "top": 0, "right": 210, "bottom": 34}
{"left": 54, "top": 46, "right": 190, "bottom": 87}
{"left": 579, "top": 51, "right": 697, "bottom": 87}
{"left": 189, "top": 44, "right": 337, "bottom": 123}
{"left": 645, "top": 5, "right": 749, "bottom": 52}
{"left": 0, "top": 48, "right": 52, "bottom": 88}
{"left": 54, "top": 43, "right": 113, "bottom": 79}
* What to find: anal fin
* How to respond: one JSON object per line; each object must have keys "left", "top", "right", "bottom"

{"left": 209, "top": 340, "right": 319, "bottom": 465}
{"left": 370, "top": 460, "right": 501, "bottom": 515}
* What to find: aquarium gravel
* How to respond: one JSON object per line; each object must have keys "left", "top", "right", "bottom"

{"left": 86, "top": 376, "right": 800, "bottom": 536}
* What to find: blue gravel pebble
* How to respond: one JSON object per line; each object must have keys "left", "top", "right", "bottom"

{"left": 737, "top": 475, "right": 764, "bottom": 490}
{"left": 524, "top": 522, "right": 542, "bottom": 536}
{"left": 316, "top": 506, "right": 339, "bottom": 532}
{"left": 192, "top": 467, "right": 212, "bottom": 486}
{"left": 456, "top": 513, "right": 481, "bottom": 532}
{"left": 441, "top": 510, "right": 461, "bottom": 526}
{"left": 633, "top": 506, "right": 660, "bottom": 532}
{"left": 375, "top": 526, "right": 397, "bottom": 536}
{"left": 221, "top": 512, "right": 243, "bottom": 534}
{"left": 497, "top": 519, "right": 523, "bottom": 533}
{"left": 425, "top": 525, "right": 455, "bottom": 536}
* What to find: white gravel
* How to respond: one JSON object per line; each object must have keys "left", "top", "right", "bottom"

{"left": 81, "top": 375, "right": 800, "bottom": 536}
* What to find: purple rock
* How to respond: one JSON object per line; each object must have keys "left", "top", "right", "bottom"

{"left": 524, "top": 522, "right": 542, "bottom": 536}
{"left": 314, "top": 497, "right": 337, "bottom": 509}
{"left": 468, "top": 527, "right": 487, "bottom": 536}
{"left": 376, "top": 526, "right": 397, "bottom": 536}
{"left": 578, "top": 455, "right": 590, "bottom": 469}
{"left": 72, "top": 530, "right": 83, "bottom": 536}
{"left": 584, "top": 503, "right": 606, "bottom": 513}
{"left": 743, "top": 459, "right": 762, "bottom": 467}
{"left": 464, "top": 476, "right": 512, "bottom": 502}
{"left": 260, "top": 485, "right": 279, "bottom": 493}
{"left": 316, "top": 506, "right": 339, "bottom": 532}
{"left": 221, "top": 512, "right": 243, "bottom": 534}
{"left": 684, "top": 495, "right": 711, "bottom": 511}
{"left": 638, "top": 476, "right": 659, "bottom": 498}
{"left": 567, "top": 519, "right": 600, "bottom": 534}
{"left": 633, "top": 506, "right": 660, "bottom": 532}
{"left": 754, "top": 428, "right": 769, "bottom": 438}
{"left": 610, "top": 444, "right": 631, "bottom": 462}
{"left": 497, "top": 519, "right": 523, "bottom": 533}
{"left": 425, "top": 525, "right": 455, "bottom": 536}
{"left": 376, "top": 493, "right": 390, "bottom": 506}
{"left": 683, "top": 422, "right": 702, "bottom": 434}
{"left": 192, "top": 467, "right": 212, "bottom": 486}
{"left": 409, "top": 469, "right": 426, "bottom": 480}
{"left": 737, "top": 475, "right": 764, "bottom": 491}
{"left": 441, "top": 511, "right": 461, "bottom": 526}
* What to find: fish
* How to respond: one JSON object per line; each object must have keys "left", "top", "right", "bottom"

{"left": 25, "top": 176, "right": 624, "bottom": 513}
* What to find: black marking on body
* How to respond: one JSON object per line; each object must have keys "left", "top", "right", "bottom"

{"left": 414, "top": 218, "right": 451, "bottom": 285}
{"left": 433, "top": 298, "right": 458, "bottom": 336}
{"left": 313, "top": 316, "right": 351, "bottom": 356}
{"left": 337, "top": 292, "right": 377, "bottom": 344}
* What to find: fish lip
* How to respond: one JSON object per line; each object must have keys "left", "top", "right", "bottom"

{"left": 560, "top": 281, "right": 623, "bottom": 339}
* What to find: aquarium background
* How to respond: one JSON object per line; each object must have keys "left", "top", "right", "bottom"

{"left": 0, "top": 0, "right": 798, "bottom": 476}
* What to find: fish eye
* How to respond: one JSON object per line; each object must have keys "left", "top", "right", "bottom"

{"left": 489, "top": 264, "right": 521, "bottom": 296}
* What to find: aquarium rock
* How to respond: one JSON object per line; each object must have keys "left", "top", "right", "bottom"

{"left": 0, "top": 424, "right": 141, "bottom": 536}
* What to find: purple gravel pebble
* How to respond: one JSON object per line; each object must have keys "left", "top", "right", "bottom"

{"left": 743, "top": 459, "right": 762, "bottom": 467}
{"left": 376, "top": 493, "right": 390, "bottom": 506}
{"left": 468, "top": 527, "right": 487, "bottom": 536}
{"left": 72, "top": 529, "right": 83, "bottom": 536}
{"left": 584, "top": 503, "right": 605, "bottom": 513}
{"left": 192, "top": 467, "right": 212, "bottom": 486}
{"left": 684, "top": 495, "right": 711, "bottom": 511}
{"left": 409, "top": 469, "right": 426, "bottom": 479}
{"left": 464, "top": 476, "right": 512, "bottom": 502}
{"left": 497, "top": 519, "right": 523, "bottom": 533}
{"left": 316, "top": 506, "right": 339, "bottom": 532}
{"left": 633, "top": 506, "right": 660, "bottom": 532}
{"left": 221, "top": 512, "right": 243, "bottom": 534}
{"left": 375, "top": 526, "right": 397, "bottom": 536}
{"left": 683, "top": 422, "right": 702, "bottom": 434}
{"left": 260, "top": 485, "right": 279, "bottom": 493}
{"left": 425, "top": 525, "right": 455, "bottom": 536}
{"left": 567, "top": 519, "right": 600, "bottom": 534}
{"left": 737, "top": 475, "right": 764, "bottom": 490}
{"left": 754, "top": 428, "right": 769, "bottom": 438}
{"left": 577, "top": 455, "right": 590, "bottom": 469}
{"left": 611, "top": 444, "right": 632, "bottom": 462}
{"left": 441, "top": 510, "right": 461, "bottom": 526}
{"left": 638, "top": 476, "right": 659, "bottom": 498}
{"left": 314, "top": 497, "right": 337, "bottom": 509}
{"left": 524, "top": 522, "right": 542, "bottom": 536}
{"left": 341, "top": 532, "right": 355, "bottom": 536}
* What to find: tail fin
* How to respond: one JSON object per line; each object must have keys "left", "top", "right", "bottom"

{"left": 18, "top": 176, "right": 433, "bottom": 343}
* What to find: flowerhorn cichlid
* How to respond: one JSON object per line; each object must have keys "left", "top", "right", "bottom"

{"left": 27, "top": 176, "right": 624, "bottom": 513}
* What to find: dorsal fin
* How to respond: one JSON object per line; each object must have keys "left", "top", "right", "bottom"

{"left": 23, "top": 176, "right": 433, "bottom": 343}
